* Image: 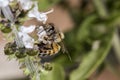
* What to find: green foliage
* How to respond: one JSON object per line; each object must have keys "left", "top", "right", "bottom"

{"left": 70, "top": 27, "right": 114, "bottom": 80}
{"left": 36, "top": 0, "right": 120, "bottom": 80}
{"left": 37, "top": 0, "right": 60, "bottom": 10}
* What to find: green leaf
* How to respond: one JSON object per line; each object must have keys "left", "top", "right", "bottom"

{"left": 70, "top": 27, "right": 114, "bottom": 80}
{"left": 93, "top": 0, "right": 108, "bottom": 19}
{"left": 113, "top": 30, "right": 120, "bottom": 62}
{"left": 77, "top": 15, "right": 97, "bottom": 42}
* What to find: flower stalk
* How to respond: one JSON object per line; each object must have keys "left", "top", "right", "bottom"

{"left": 0, "top": 1, "right": 62, "bottom": 80}
{"left": 0, "top": 1, "right": 41, "bottom": 80}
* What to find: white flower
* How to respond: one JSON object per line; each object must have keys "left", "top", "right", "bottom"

{"left": 19, "top": 25, "right": 36, "bottom": 33}
{"left": 0, "top": 0, "right": 13, "bottom": 7}
{"left": 18, "top": 25, "right": 36, "bottom": 49}
{"left": 0, "top": 0, "right": 15, "bottom": 22}
{"left": 18, "top": 0, "right": 33, "bottom": 10}
{"left": 18, "top": 32, "right": 34, "bottom": 48}
{"left": 0, "top": 0, "right": 9, "bottom": 7}
{"left": 28, "top": 2, "right": 54, "bottom": 24}
{"left": 2, "top": 7, "right": 14, "bottom": 22}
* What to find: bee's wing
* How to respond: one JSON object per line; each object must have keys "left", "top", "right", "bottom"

{"left": 60, "top": 41, "right": 68, "bottom": 53}
{"left": 60, "top": 41, "right": 72, "bottom": 61}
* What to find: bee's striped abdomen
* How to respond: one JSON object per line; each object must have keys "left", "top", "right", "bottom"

{"left": 39, "top": 42, "right": 61, "bottom": 56}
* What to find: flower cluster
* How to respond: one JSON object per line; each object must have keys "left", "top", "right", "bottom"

{"left": 0, "top": 0, "right": 64, "bottom": 79}
{"left": 0, "top": 0, "right": 54, "bottom": 48}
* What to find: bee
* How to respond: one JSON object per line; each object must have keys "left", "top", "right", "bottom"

{"left": 37, "top": 23, "right": 70, "bottom": 58}
{"left": 37, "top": 23, "right": 71, "bottom": 61}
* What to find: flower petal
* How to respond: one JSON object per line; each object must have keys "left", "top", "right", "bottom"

{"left": 1, "top": 6, "right": 14, "bottom": 22}
{"left": 19, "top": 25, "right": 36, "bottom": 33}
{"left": 28, "top": 2, "right": 53, "bottom": 24}
{"left": 0, "top": 0, "right": 9, "bottom": 7}
{"left": 18, "top": 32, "right": 34, "bottom": 48}
{"left": 18, "top": 0, "right": 33, "bottom": 10}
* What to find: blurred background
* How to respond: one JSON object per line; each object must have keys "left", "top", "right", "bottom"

{"left": 0, "top": 0, "right": 120, "bottom": 80}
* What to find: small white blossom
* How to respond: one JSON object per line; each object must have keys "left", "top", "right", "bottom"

{"left": 18, "top": 32, "right": 34, "bottom": 48}
{"left": 18, "top": 25, "right": 36, "bottom": 48}
{"left": 0, "top": 0, "right": 14, "bottom": 22}
{"left": 28, "top": 2, "right": 54, "bottom": 24}
{"left": 0, "top": 0, "right": 13, "bottom": 7}
{"left": 0, "top": 0, "right": 9, "bottom": 7}
{"left": 18, "top": 0, "right": 33, "bottom": 10}
{"left": 19, "top": 25, "right": 36, "bottom": 33}
{"left": 1, "top": 6, "right": 14, "bottom": 22}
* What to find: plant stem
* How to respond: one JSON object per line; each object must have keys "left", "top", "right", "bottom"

{"left": 93, "top": 0, "right": 108, "bottom": 19}
{"left": 113, "top": 30, "right": 120, "bottom": 62}
{"left": 2, "top": 5, "right": 40, "bottom": 80}
{"left": 11, "top": 24, "right": 24, "bottom": 47}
